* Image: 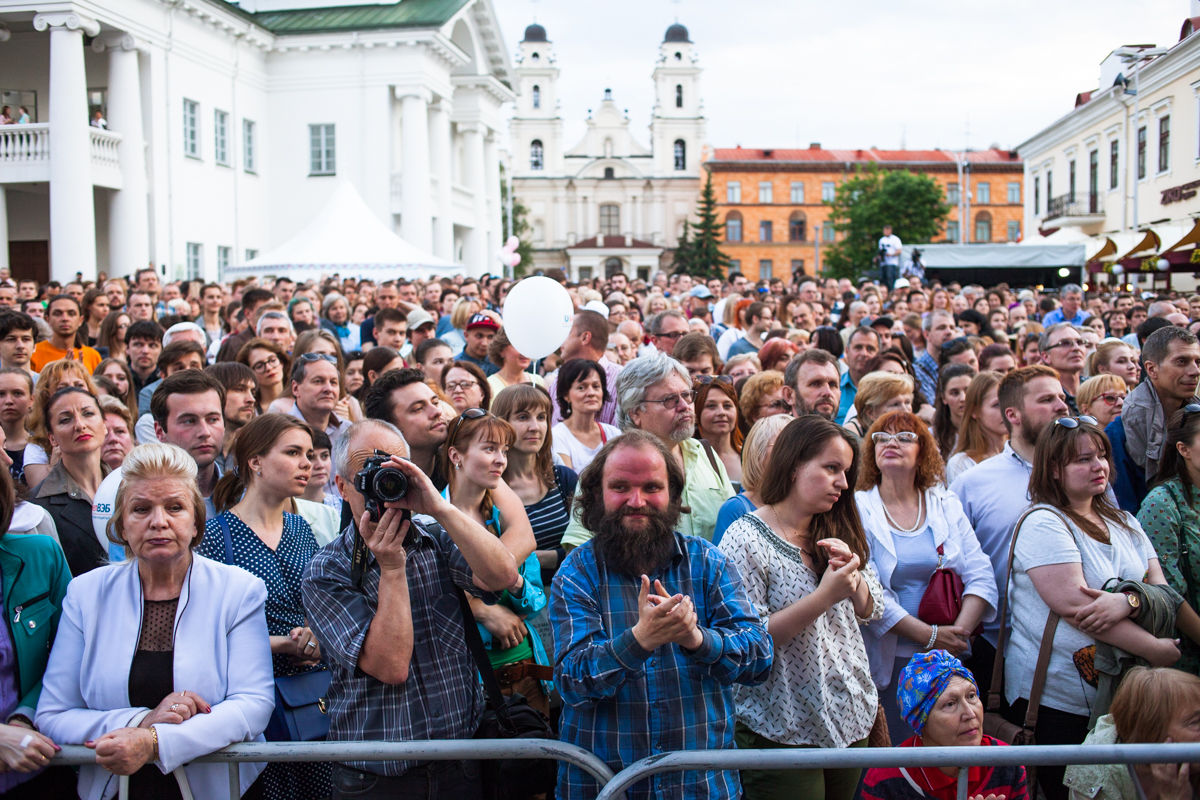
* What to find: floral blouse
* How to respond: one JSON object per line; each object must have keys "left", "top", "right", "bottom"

{"left": 1137, "top": 477, "right": 1200, "bottom": 676}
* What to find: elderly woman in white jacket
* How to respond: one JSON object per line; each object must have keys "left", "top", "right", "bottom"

{"left": 36, "top": 444, "right": 274, "bottom": 800}
{"left": 854, "top": 411, "right": 998, "bottom": 744}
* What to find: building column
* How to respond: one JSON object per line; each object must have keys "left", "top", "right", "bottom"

{"left": 460, "top": 122, "right": 488, "bottom": 276}
{"left": 35, "top": 12, "right": 99, "bottom": 282}
{"left": 428, "top": 98, "right": 454, "bottom": 261}
{"left": 631, "top": 194, "right": 641, "bottom": 239}
{"left": 396, "top": 87, "right": 432, "bottom": 253}
{"left": 0, "top": 187, "right": 8, "bottom": 272}
{"left": 484, "top": 132, "right": 502, "bottom": 261}
{"left": 95, "top": 34, "right": 149, "bottom": 276}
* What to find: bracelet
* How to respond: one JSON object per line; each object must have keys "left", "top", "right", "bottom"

{"left": 149, "top": 725, "right": 159, "bottom": 763}
{"left": 927, "top": 625, "right": 939, "bottom": 651}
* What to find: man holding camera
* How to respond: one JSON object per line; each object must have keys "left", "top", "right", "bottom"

{"left": 302, "top": 419, "right": 522, "bottom": 800}
{"left": 878, "top": 224, "right": 903, "bottom": 290}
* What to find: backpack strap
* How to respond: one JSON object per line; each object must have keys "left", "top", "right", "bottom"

{"left": 454, "top": 586, "right": 517, "bottom": 735}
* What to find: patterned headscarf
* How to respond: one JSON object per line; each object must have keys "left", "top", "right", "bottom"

{"left": 897, "top": 650, "right": 977, "bottom": 735}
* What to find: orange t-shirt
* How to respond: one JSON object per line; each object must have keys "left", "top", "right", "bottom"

{"left": 30, "top": 341, "right": 103, "bottom": 373}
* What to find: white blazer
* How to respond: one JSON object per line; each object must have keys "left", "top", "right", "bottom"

{"left": 36, "top": 554, "right": 275, "bottom": 800}
{"left": 855, "top": 485, "right": 999, "bottom": 689}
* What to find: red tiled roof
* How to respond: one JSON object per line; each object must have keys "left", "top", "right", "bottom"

{"left": 570, "top": 236, "right": 660, "bottom": 249}
{"left": 707, "top": 147, "right": 1020, "bottom": 164}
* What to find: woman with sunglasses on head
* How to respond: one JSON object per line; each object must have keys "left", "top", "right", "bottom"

{"left": 932, "top": 363, "right": 976, "bottom": 461}
{"left": 439, "top": 409, "right": 551, "bottom": 715}
{"left": 1003, "top": 416, "right": 1179, "bottom": 800}
{"left": 945, "top": 371, "right": 1007, "bottom": 484}
{"left": 551, "top": 359, "right": 620, "bottom": 473}
{"left": 694, "top": 374, "right": 745, "bottom": 490}
{"left": 1136, "top": 405, "right": 1200, "bottom": 676}
{"left": 237, "top": 338, "right": 291, "bottom": 413}
{"left": 856, "top": 410, "right": 997, "bottom": 744}
{"left": 1077, "top": 374, "right": 1128, "bottom": 430}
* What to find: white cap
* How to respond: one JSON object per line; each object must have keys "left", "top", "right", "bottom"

{"left": 893, "top": 278, "right": 910, "bottom": 289}
{"left": 583, "top": 300, "right": 610, "bottom": 318}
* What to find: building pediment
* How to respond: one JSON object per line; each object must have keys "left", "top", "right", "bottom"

{"left": 572, "top": 157, "right": 646, "bottom": 180}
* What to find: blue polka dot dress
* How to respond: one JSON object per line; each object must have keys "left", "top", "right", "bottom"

{"left": 201, "top": 510, "right": 332, "bottom": 800}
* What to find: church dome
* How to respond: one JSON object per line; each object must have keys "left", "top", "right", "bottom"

{"left": 664, "top": 23, "right": 690, "bottom": 43}
{"left": 523, "top": 23, "right": 547, "bottom": 42}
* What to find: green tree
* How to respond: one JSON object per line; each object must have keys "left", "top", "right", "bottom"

{"left": 822, "top": 166, "right": 950, "bottom": 281}
{"left": 672, "top": 219, "right": 696, "bottom": 275}
{"left": 674, "top": 172, "right": 732, "bottom": 280}
{"left": 500, "top": 165, "right": 534, "bottom": 277}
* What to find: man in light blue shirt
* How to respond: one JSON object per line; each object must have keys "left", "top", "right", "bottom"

{"left": 1040, "top": 284, "right": 1090, "bottom": 326}
{"left": 836, "top": 327, "right": 880, "bottom": 424}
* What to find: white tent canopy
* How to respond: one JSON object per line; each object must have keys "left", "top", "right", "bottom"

{"left": 226, "top": 181, "right": 460, "bottom": 281}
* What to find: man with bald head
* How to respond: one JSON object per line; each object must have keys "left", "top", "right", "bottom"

{"left": 302, "top": 419, "right": 522, "bottom": 799}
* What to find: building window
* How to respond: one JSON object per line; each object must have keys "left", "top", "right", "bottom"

{"left": 309, "top": 124, "right": 336, "bottom": 175}
{"left": 245, "top": 248, "right": 258, "bottom": 260}
{"left": 727, "top": 181, "right": 741, "bottom": 203}
{"left": 1007, "top": 220, "right": 1021, "bottom": 241}
{"left": 975, "top": 211, "right": 992, "bottom": 242}
{"left": 217, "top": 246, "right": 231, "bottom": 278}
{"left": 183, "top": 99, "right": 199, "bottom": 158}
{"left": 977, "top": 182, "right": 990, "bottom": 204}
{"left": 1138, "top": 125, "right": 1147, "bottom": 179}
{"left": 1034, "top": 177, "right": 1040, "bottom": 214}
{"left": 822, "top": 224, "right": 834, "bottom": 243}
{"left": 1046, "top": 170, "right": 1053, "bottom": 202}
{"left": 791, "top": 259, "right": 805, "bottom": 274}
{"left": 728, "top": 260, "right": 740, "bottom": 272}
{"left": 603, "top": 167, "right": 614, "bottom": 179}
{"left": 578, "top": 266, "right": 593, "bottom": 281}
{"left": 790, "top": 182, "right": 805, "bottom": 203}
{"left": 759, "top": 220, "right": 773, "bottom": 242}
{"left": 1069, "top": 159, "right": 1076, "bottom": 199}
{"left": 530, "top": 139, "right": 544, "bottom": 171}
{"left": 821, "top": 181, "right": 836, "bottom": 202}
{"left": 1159, "top": 115, "right": 1170, "bottom": 172}
{"left": 243, "top": 119, "right": 256, "bottom": 173}
{"left": 946, "top": 220, "right": 960, "bottom": 242}
{"left": 1007, "top": 182, "right": 1020, "bottom": 204}
{"left": 1089, "top": 150, "right": 1099, "bottom": 210}
{"left": 675, "top": 84, "right": 683, "bottom": 108}
{"left": 759, "top": 260, "right": 773, "bottom": 280}
{"left": 758, "top": 181, "right": 773, "bottom": 204}
{"left": 673, "top": 139, "right": 686, "bottom": 170}
{"left": 532, "top": 85, "right": 540, "bottom": 109}
{"left": 1110, "top": 140, "right": 1119, "bottom": 189}
{"left": 726, "top": 211, "right": 742, "bottom": 242}
{"left": 186, "top": 243, "right": 202, "bottom": 280}
{"left": 789, "top": 211, "right": 807, "bottom": 242}
{"left": 947, "top": 182, "right": 960, "bottom": 205}
{"left": 599, "top": 204, "right": 620, "bottom": 236}
{"left": 214, "top": 110, "right": 229, "bottom": 165}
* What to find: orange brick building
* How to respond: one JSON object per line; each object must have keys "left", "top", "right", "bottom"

{"left": 702, "top": 146, "right": 1025, "bottom": 281}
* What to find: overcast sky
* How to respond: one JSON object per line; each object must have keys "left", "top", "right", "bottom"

{"left": 491, "top": 0, "right": 1187, "bottom": 155}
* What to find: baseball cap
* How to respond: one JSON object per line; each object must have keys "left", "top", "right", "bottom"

{"left": 870, "top": 316, "right": 895, "bottom": 329}
{"left": 406, "top": 308, "right": 435, "bottom": 331}
{"left": 465, "top": 313, "right": 500, "bottom": 331}
{"left": 893, "top": 278, "right": 910, "bottom": 289}
{"left": 583, "top": 300, "right": 610, "bottom": 318}
{"left": 688, "top": 285, "right": 714, "bottom": 299}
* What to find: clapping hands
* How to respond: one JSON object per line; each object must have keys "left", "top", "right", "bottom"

{"left": 631, "top": 576, "right": 704, "bottom": 652}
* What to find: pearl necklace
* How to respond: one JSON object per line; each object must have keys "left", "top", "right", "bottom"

{"left": 881, "top": 490, "right": 923, "bottom": 533}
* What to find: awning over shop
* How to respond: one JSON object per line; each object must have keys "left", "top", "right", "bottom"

{"left": 1159, "top": 218, "right": 1200, "bottom": 269}
{"left": 900, "top": 243, "right": 1086, "bottom": 269}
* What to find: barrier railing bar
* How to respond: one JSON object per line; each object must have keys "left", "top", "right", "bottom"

{"left": 595, "top": 743, "right": 1200, "bottom": 800}
{"left": 51, "top": 739, "right": 615, "bottom": 787}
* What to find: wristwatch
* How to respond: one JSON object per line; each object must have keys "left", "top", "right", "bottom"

{"left": 1123, "top": 591, "right": 1141, "bottom": 612}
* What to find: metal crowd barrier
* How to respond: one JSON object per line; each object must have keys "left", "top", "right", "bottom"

{"left": 51, "top": 739, "right": 615, "bottom": 799}
{"left": 593, "top": 742, "right": 1200, "bottom": 800}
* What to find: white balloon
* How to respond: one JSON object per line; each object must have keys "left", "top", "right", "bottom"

{"left": 505, "top": 235, "right": 520, "bottom": 252}
{"left": 91, "top": 467, "right": 126, "bottom": 562}
{"left": 1112, "top": 264, "right": 1124, "bottom": 275}
{"left": 1157, "top": 258, "right": 1170, "bottom": 272}
{"left": 502, "top": 277, "right": 574, "bottom": 360}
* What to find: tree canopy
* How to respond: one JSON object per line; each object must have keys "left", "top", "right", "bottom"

{"left": 674, "top": 172, "right": 732, "bottom": 280}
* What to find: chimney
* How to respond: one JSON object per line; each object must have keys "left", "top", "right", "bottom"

{"left": 809, "top": 142, "right": 821, "bottom": 150}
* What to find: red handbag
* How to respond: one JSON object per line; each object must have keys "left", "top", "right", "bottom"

{"left": 917, "top": 544, "right": 965, "bottom": 625}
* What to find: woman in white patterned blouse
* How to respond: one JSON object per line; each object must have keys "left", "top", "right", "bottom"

{"left": 719, "top": 415, "right": 884, "bottom": 800}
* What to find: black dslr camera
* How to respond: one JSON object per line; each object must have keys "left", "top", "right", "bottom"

{"left": 353, "top": 450, "right": 409, "bottom": 522}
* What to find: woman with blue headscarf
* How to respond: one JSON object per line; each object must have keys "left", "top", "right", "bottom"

{"left": 861, "top": 651, "right": 1028, "bottom": 800}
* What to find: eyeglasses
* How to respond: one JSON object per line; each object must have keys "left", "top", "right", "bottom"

{"left": 445, "top": 380, "right": 480, "bottom": 393}
{"left": 250, "top": 354, "right": 280, "bottom": 374}
{"left": 758, "top": 399, "right": 791, "bottom": 413}
{"left": 653, "top": 330, "right": 688, "bottom": 341}
{"left": 1054, "top": 415, "right": 1098, "bottom": 430}
{"left": 1045, "top": 338, "right": 1086, "bottom": 351}
{"left": 298, "top": 352, "right": 338, "bottom": 365}
{"left": 694, "top": 375, "right": 733, "bottom": 386}
{"left": 447, "top": 407, "right": 488, "bottom": 446}
{"left": 1097, "top": 393, "right": 1126, "bottom": 407}
{"left": 871, "top": 431, "right": 920, "bottom": 446}
{"left": 642, "top": 389, "right": 696, "bottom": 410}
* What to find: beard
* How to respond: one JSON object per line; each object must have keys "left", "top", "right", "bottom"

{"left": 668, "top": 416, "right": 696, "bottom": 443}
{"left": 795, "top": 396, "right": 835, "bottom": 421}
{"left": 592, "top": 502, "right": 683, "bottom": 577}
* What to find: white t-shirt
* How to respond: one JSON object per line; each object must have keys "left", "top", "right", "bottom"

{"left": 551, "top": 421, "right": 621, "bottom": 474}
{"left": 1005, "top": 506, "right": 1158, "bottom": 716}
{"left": 22, "top": 442, "right": 48, "bottom": 467}
{"left": 944, "top": 452, "right": 979, "bottom": 485}
{"left": 879, "top": 234, "right": 903, "bottom": 266}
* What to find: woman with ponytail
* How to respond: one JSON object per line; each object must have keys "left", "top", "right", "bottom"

{"left": 198, "top": 413, "right": 330, "bottom": 800}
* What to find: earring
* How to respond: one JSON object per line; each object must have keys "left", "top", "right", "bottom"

{"left": 256, "top": 471, "right": 261, "bottom": 476}
{"left": 455, "top": 462, "right": 461, "bottom": 470}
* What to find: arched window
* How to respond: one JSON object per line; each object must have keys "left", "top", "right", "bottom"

{"left": 675, "top": 84, "right": 683, "bottom": 108}
{"left": 726, "top": 210, "right": 743, "bottom": 242}
{"left": 530, "top": 139, "right": 544, "bottom": 171}
{"left": 532, "top": 85, "right": 541, "bottom": 109}
{"left": 674, "top": 139, "right": 686, "bottom": 171}
{"left": 789, "top": 211, "right": 807, "bottom": 242}
{"left": 974, "top": 210, "right": 993, "bottom": 242}
{"left": 599, "top": 204, "right": 620, "bottom": 236}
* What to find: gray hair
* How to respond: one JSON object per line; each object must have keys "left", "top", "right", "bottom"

{"left": 333, "top": 418, "right": 409, "bottom": 483}
{"left": 923, "top": 309, "right": 954, "bottom": 331}
{"left": 256, "top": 310, "right": 295, "bottom": 336}
{"left": 1148, "top": 300, "right": 1177, "bottom": 318}
{"left": 614, "top": 350, "right": 691, "bottom": 431}
{"left": 322, "top": 292, "right": 348, "bottom": 315}
{"left": 1060, "top": 284, "right": 1083, "bottom": 297}
{"left": 162, "top": 321, "right": 206, "bottom": 346}
{"left": 1039, "top": 322, "right": 1082, "bottom": 353}
{"left": 647, "top": 309, "right": 688, "bottom": 336}
{"left": 1142, "top": 325, "right": 1199, "bottom": 369}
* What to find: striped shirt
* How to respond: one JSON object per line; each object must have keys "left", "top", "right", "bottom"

{"left": 526, "top": 465, "right": 577, "bottom": 552}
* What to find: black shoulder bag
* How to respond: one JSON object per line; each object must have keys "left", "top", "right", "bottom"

{"left": 454, "top": 587, "right": 558, "bottom": 800}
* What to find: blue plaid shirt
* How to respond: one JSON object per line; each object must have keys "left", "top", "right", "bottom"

{"left": 914, "top": 349, "right": 940, "bottom": 403}
{"left": 551, "top": 532, "right": 773, "bottom": 800}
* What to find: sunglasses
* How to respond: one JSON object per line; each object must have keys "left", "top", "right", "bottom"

{"left": 447, "top": 407, "right": 489, "bottom": 447}
{"left": 694, "top": 375, "right": 733, "bottom": 386}
{"left": 1054, "top": 415, "right": 1098, "bottom": 430}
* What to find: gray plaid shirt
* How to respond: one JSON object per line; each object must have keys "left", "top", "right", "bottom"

{"left": 301, "top": 517, "right": 489, "bottom": 776}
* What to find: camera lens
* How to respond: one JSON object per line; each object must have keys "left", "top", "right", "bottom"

{"left": 373, "top": 468, "right": 408, "bottom": 502}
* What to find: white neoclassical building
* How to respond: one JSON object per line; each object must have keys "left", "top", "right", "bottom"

{"left": 508, "top": 21, "right": 707, "bottom": 281}
{"left": 0, "top": 0, "right": 514, "bottom": 284}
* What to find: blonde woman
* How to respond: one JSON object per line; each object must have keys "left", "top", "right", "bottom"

{"left": 713, "top": 414, "right": 794, "bottom": 545}
{"left": 1077, "top": 373, "right": 1127, "bottom": 429}
{"left": 723, "top": 353, "right": 762, "bottom": 383}
{"left": 844, "top": 372, "right": 914, "bottom": 438}
{"left": 1087, "top": 341, "right": 1140, "bottom": 389}
{"left": 945, "top": 371, "right": 1007, "bottom": 484}
{"left": 739, "top": 371, "right": 789, "bottom": 427}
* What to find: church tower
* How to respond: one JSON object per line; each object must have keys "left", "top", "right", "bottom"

{"left": 650, "top": 22, "right": 705, "bottom": 178}
{"left": 511, "top": 23, "right": 564, "bottom": 178}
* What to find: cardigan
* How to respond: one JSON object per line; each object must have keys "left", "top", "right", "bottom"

{"left": 856, "top": 484, "right": 999, "bottom": 689}
{"left": 35, "top": 554, "right": 275, "bottom": 800}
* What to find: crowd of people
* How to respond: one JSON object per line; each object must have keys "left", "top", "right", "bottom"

{"left": 0, "top": 263, "right": 1197, "bottom": 799}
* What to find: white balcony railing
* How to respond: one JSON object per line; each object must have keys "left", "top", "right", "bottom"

{"left": 0, "top": 123, "right": 123, "bottom": 187}
{"left": 90, "top": 128, "right": 121, "bottom": 169}
{"left": 0, "top": 123, "right": 50, "bottom": 166}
